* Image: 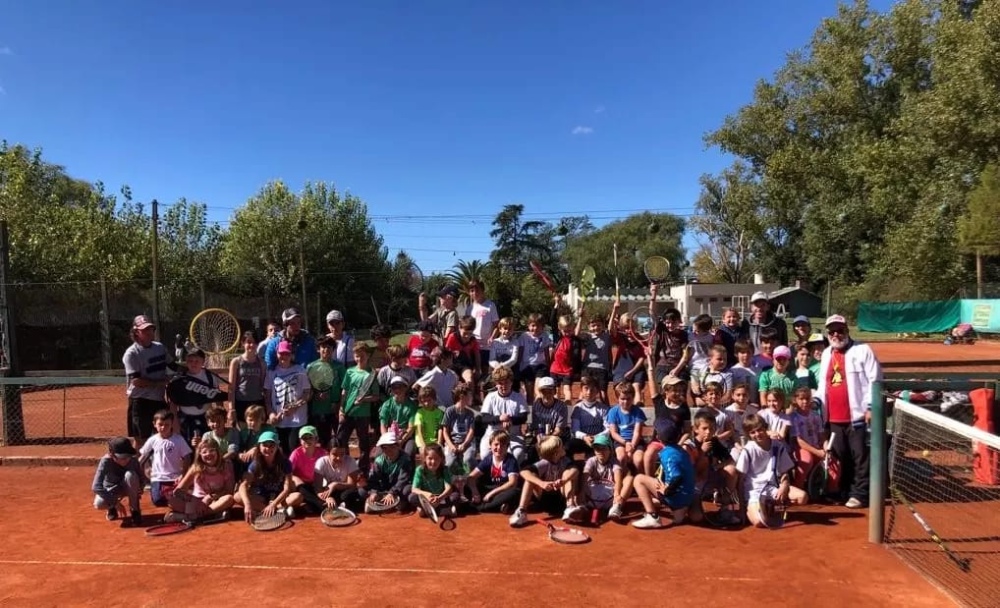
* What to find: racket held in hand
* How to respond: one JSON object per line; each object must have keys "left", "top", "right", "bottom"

{"left": 530, "top": 260, "right": 557, "bottom": 295}
{"left": 404, "top": 262, "right": 425, "bottom": 294}
{"left": 643, "top": 256, "right": 671, "bottom": 285}
{"left": 367, "top": 492, "right": 400, "bottom": 514}
{"left": 251, "top": 510, "right": 289, "bottom": 532}
{"left": 578, "top": 265, "right": 597, "bottom": 303}
{"left": 354, "top": 371, "right": 377, "bottom": 407}
{"left": 308, "top": 361, "right": 336, "bottom": 393}
{"left": 752, "top": 485, "right": 787, "bottom": 529}
{"left": 416, "top": 493, "right": 440, "bottom": 524}
{"left": 320, "top": 504, "right": 358, "bottom": 528}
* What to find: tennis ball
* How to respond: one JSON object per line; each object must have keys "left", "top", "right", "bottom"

{"left": 922, "top": 450, "right": 930, "bottom": 457}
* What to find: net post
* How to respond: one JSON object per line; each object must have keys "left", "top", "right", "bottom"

{"left": 868, "top": 380, "right": 886, "bottom": 544}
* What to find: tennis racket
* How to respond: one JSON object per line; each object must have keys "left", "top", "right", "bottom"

{"left": 308, "top": 360, "right": 336, "bottom": 400}
{"left": 806, "top": 432, "right": 836, "bottom": 501}
{"left": 753, "top": 485, "right": 788, "bottom": 529}
{"left": 145, "top": 521, "right": 194, "bottom": 537}
{"left": 354, "top": 370, "right": 377, "bottom": 407}
{"left": 612, "top": 243, "right": 620, "bottom": 300}
{"left": 404, "top": 262, "right": 425, "bottom": 294}
{"left": 416, "top": 493, "right": 442, "bottom": 525}
{"left": 530, "top": 260, "right": 557, "bottom": 295}
{"left": 251, "top": 510, "right": 289, "bottom": 532}
{"left": 320, "top": 503, "right": 358, "bottom": 528}
{"left": 578, "top": 265, "right": 596, "bottom": 304}
{"left": 190, "top": 308, "right": 241, "bottom": 355}
{"left": 892, "top": 487, "right": 971, "bottom": 572}
{"left": 643, "top": 256, "right": 671, "bottom": 286}
{"left": 543, "top": 521, "right": 591, "bottom": 544}
{"left": 366, "top": 492, "right": 400, "bottom": 514}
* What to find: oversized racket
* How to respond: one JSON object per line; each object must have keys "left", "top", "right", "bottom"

{"left": 892, "top": 487, "right": 971, "bottom": 572}
{"left": 404, "top": 262, "right": 425, "bottom": 294}
{"left": 530, "top": 260, "right": 557, "bottom": 295}
{"left": 190, "top": 308, "right": 241, "bottom": 355}
{"left": 578, "top": 266, "right": 596, "bottom": 304}
{"left": 643, "top": 256, "right": 671, "bottom": 286}
{"left": 251, "top": 510, "right": 289, "bottom": 532}
{"left": 366, "top": 492, "right": 400, "bottom": 513}
{"left": 320, "top": 503, "right": 358, "bottom": 528}
{"left": 543, "top": 521, "right": 591, "bottom": 544}
{"left": 307, "top": 360, "right": 336, "bottom": 401}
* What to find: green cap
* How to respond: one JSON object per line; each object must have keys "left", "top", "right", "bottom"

{"left": 593, "top": 434, "right": 613, "bottom": 449}
{"left": 257, "top": 430, "right": 279, "bottom": 445}
{"left": 298, "top": 425, "right": 318, "bottom": 439}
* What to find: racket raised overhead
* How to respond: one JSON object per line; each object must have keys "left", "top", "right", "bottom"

{"left": 190, "top": 308, "right": 241, "bottom": 355}
{"left": 404, "top": 262, "right": 425, "bottom": 294}
{"left": 578, "top": 265, "right": 597, "bottom": 303}
{"left": 643, "top": 256, "right": 671, "bottom": 285}
{"left": 530, "top": 260, "right": 557, "bottom": 295}
{"left": 320, "top": 504, "right": 358, "bottom": 528}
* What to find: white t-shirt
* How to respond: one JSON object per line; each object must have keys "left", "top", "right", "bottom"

{"left": 415, "top": 367, "right": 459, "bottom": 407}
{"left": 266, "top": 365, "right": 310, "bottom": 428}
{"left": 530, "top": 458, "right": 566, "bottom": 482}
{"left": 479, "top": 389, "right": 528, "bottom": 455}
{"left": 140, "top": 433, "right": 192, "bottom": 482}
{"left": 467, "top": 299, "right": 500, "bottom": 349}
{"left": 314, "top": 454, "right": 360, "bottom": 488}
{"left": 759, "top": 409, "right": 792, "bottom": 438}
{"left": 736, "top": 439, "right": 794, "bottom": 496}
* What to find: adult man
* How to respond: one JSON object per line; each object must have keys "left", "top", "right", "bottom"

{"left": 324, "top": 309, "right": 355, "bottom": 367}
{"left": 418, "top": 284, "right": 460, "bottom": 340}
{"left": 741, "top": 291, "right": 788, "bottom": 352}
{"left": 813, "top": 314, "right": 883, "bottom": 509}
{"left": 263, "top": 308, "right": 318, "bottom": 370}
{"left": 122, "top": 315, "right": 170, "bottom": 445}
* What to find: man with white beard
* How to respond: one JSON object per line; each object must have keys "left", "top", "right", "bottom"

{"left": 813, "top": 315, "right": 883, "bottom": 509}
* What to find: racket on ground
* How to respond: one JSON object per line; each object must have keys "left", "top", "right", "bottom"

{"left": 367, "top": 492, "right": 400, "bottom": 514}
{"left": 530, "top": 260, "right": 557, "bottom": 295}
{"left": 643, "top": 256, "right": 671, "bottom": 286}
{"left": 578, "top": 265, "right": 596, "bottom": 304}
{"left": 251, "top": 511, "right": 288, "bottom": 532}
{"left": 144, "top": 521, "right": 194, "bottom": 537}
{"left": 404, "top": 262, "right": 425, "bottom": 294}
{"left": 320, "top": 503, "right": 358, "bottom": 528}
{"left": 543, "top": 521, "right": 591, "bottom": 544}
{"left": 892, "top": 487, "right": 971, "bottom": 572}
{"left": 190, "top": 308, "right": 241, "bottom": 355}
{"left": 416, "top": 493, "right": 440, "bottom": 524}
{"left": 753, "top": 486, "right": 787, "bottom": 529}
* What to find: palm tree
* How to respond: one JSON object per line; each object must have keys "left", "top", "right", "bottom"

{"left": 447, "top": 259, "right": 490, "bottom": 304}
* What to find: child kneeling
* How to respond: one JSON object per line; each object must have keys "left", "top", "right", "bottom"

{"left": 92, "top": 436, "right": 146, "bottom": 526}
{"left": 737, "top": 413, "right": 808, "bottom": 527}
{"left": 632, "top": 418, "right": 695, "bottom": 529}
{"left": 509, "top": 435, "right": 584, "bottom": 527}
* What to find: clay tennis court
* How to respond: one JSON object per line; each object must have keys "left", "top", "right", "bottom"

{"left": 0, "top": 340, "right": 996, "bottom": 606}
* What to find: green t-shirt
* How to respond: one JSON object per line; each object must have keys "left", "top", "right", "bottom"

{"left": 342, "top": 367, "right": 375, "bottom": 418}
{"left": 413, "top": 406, "right": 444, "bottom": 445}
{"left": 379, "top": 397, "right": 418, "bottom": 431}
{"left": 306, "top": 359, "right": 346, "bottom": 416}
{"left": 758, "top": 368, "right": 797, "bottom": 398}
{"left": 413, "top": 465, "right": 451, "bottom": 495}
{"left": 239, "top": 424, "right": 275, "bottom": 451}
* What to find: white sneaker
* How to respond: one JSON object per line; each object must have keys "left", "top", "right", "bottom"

{"left": 632, "top": 513, "right": 664, "bottom": 529}
{"left": 163, "top": 511, "right": 185, "bottom": 523}
{"left": 285, "top": 506, "right": 296, "bottom": 519}
{"left": 508, "top": 508, "right": 527, "bottom": 527}
{"left": 562, "top": 505, "right": 586, "bottom": 523}
{"left": 845, "top": 497, "right": 864, "bottom": 509}
{"left": 608, "top": 503, "right": 623, "bottom": 520}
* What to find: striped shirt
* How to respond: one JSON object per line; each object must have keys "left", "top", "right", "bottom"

{"left": 529, "top": 399, "right": 568, "bottom": 436}
{"left": 571, "top": 401, "right": 609, "bottom": 439}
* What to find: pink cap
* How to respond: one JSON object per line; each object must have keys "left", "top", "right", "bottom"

{"left": 773, "top": 345, "right": 792, "bottom": 360}
{"left": 132, "top": 315, "right": 154, "bottom": 330}
{"left": 277, "top": 340, "right": 293, "bottom": 354}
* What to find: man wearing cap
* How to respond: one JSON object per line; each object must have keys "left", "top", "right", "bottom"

{"left": 791, "top": 316, "right": 812, "bottom": 343}
{"left": 814, "top": 315, "right": 883, "bottom": 509}
{"left": 419, "top": 284, "right": 460, "bottom": 340}
{"left": 123, "top": 315, "right": 171, "bottom": 446}
{"left": 263, "top": 308, "right": 318, "bottom": 370}
{"left": 323, "top": 310, "right": 356, "bottom": 367}
{"left": 741, "top": 291, "right": 788, "bottom": 352}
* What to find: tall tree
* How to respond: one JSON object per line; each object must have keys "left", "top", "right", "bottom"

{"left": 690, "top": 164, "right": 759, "bottom": 284}
{"left": 488, "top": 204, "right": 551, "bottom": 274}
{"left": 958, "top": 162, "right": 1000, "bottom": 298}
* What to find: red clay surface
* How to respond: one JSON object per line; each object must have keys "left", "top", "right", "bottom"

{"left": 1, "top": 341, "right": 998, "bottom": 460}
{"left": 0, "top": 467, "right": 954, "bottom": 608}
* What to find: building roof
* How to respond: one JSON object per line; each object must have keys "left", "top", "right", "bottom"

{"left": 768, "top": 286, "right": 821, "bottom": 299}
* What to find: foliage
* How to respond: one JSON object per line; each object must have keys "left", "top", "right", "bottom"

{"left": 488, "top": 204, "right": 553, "bottom": 275}
{"left": 689, "top": 164, "right": 760, "bottom": 283}
{"left": 958, "top": 162, "right": 1000, "bottom": 257}
{"left": 446, "top": 259, "right": 490, "bottom": 304}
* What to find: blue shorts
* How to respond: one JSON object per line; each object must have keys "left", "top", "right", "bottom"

{"left": 659, "top": 491, "right": 694, "bottom": 511}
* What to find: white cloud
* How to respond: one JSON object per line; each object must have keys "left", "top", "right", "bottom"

{"left": 571, "top": 125, "right": 594, "bottom": 135}
{"left": 0, "top": 47, "right": 12, "bottom": 56}
{"left": 594, "top": 105, "right": 605, "bottom": 114}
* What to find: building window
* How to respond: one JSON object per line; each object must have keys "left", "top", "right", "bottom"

{"left": 709, "top": 297, "right": 718, "bottom": 303}
{"left": 695, "top": 297, "right": 703, "bottom": 303}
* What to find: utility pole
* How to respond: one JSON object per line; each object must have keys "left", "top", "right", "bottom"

{"left": 151, "top": 199, "right": 161, "bottom": 341}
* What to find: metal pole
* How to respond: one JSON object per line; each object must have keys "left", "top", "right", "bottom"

{"left": 869, "top": 380, "right": 886, "bottom": 544}
{"left": 151, "top": 199, "right": 161, "bottom": 341}
{"left": 0, "top": 220, "right": 25, "bottom": 445}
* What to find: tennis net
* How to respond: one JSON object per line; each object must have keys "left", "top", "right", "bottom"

{"left": 887, "top": 399, "right": 1000, "bottom": 608}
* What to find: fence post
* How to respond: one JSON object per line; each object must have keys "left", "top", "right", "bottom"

{"left": 99, "top": 276, "right": 112, "bottom": 369}
{"left": 869, "top": 380, "right": 886, "bottom": 544}
{"left": 0, "top": 221, "right": 25, "bottom": 446}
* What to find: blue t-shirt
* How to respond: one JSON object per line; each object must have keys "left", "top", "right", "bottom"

{"left": 247, "top": 459, "right": 292, "bottom": 496}
{"left": 658, "top": 444, "right": 695, "bottom": 510}
{"left": 475, "top": 453, "right": 519, "bottom": 489}
{"left": 606, "top": 405, "right": 647, "bottom": 442}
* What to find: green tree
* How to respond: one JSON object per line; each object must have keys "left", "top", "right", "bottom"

{"left": 690, "top": 164, "right": 760, "bottom": 284}
{"left": 561, "top": 212, "right": 685, "bottom": 289}
{"left": 958, "top": 162, "right": 1000, "bottom": 297}
{"left": 446, "top": 259, "right": 490, "bottom": 304}
{"left": 488, "top": 204, "right": 552, "bottom": 274}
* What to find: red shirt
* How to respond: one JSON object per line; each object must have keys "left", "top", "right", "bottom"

{"left": 551, "top": 335, "right": 575, "bottom": 376}
{"left": 407, "top": 335, "right": 438, "bottom": 371}
{"left": 825, "top": 349, "right": 851, "bottom": 423}
{"left": 445, "top": 332, "right": 479, "bottom": 369}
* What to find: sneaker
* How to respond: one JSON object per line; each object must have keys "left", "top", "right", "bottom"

{"left": 418, "top": 509, "right": 428, "bottom": 519}
{"left": 449, "top": 505, "right": 459, "bottom": 518}
{"left": 106, "top": 507, "right": 118, "bottom": 522}
{"left": 130, "top": 509, "right": 143, "bottom": 527}
{"left": 285, "top": 506, "right": 296, "bottom": 519}
{"left": 364, "top": 503, "right": 375, "bottom": 515}
{"left": 562, "top": 505, "right": 586, "bottom": 523}
{"left": 718, "top": 510, "right": 742, "bottom": 526}
{"left": 500, "top": 503, "right": 513, "bottom": 515}
{"left": 845, "top": 497, "right": 864, "bottom": 509}
{"left": 608, "top": 503, "right": 623, "bottom": 520}
{"left": 508, "top": 508, "right": 528, "bottom": 527}
{"left": 632, "top": 513, "right": 664, "bottom": 529}
{"left": 163, "top": 511, "right": 186, "bottom": 524}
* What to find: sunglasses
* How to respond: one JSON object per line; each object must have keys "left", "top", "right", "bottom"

{"left": 827, "top": 326, "right": 848, "bottom": 335}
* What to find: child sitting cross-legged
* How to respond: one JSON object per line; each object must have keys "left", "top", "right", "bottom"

{"left": 409, "top": 443, "right": 459, "bottom": 518}
{"left": 92, "top": 436, "right": 147, "bottom": 526}
{"left": 235, "top": 430, "right": 304, "bottom": 522}
{"left": 508, "top": 435, "right": 584, "bottom": 527}
{"left": 583, "top": 434, "right": 631, "bottom": 521}
{"left": 632, "top": 418, "right": 696, "bottom": 529}
{"left": 313, "top": 437, "right": 365, "bottom": 513}
{"left": 468, "top": 430, "right": 521, "bottom": 513}
{"left": 364, "top": 431, "right": 414, "bottom": 513}
{"left": 738, "top": 413, "right": 808, "bottom": 527}
{"left": 164, "top": 435, "right": 235, "bottom": 523}
{"left": 140, "top": 410, "right": 192, "bottom": 508}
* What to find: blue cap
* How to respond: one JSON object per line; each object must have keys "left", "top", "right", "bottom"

{"left": 257, "top": 430, "right": 279, "bottom": 444}
{"left": 792, "top": 315, "right": 810, "bottom": 325}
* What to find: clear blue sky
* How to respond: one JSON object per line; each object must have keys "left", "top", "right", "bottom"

{"left": 0, "top": 1, "right": 891, "bottom": 276}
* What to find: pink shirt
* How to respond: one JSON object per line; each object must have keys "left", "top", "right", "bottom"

{"left": 289, "top": 446, "right": 325, "bottom": 483}
{"left": 192, "top": 461, "right": 235, "bottom": 499}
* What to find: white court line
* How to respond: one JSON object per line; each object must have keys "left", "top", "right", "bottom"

{"left": 0, "top": 559, "right": 796, "bottom": 582}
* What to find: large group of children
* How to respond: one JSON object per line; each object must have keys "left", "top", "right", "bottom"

{"left": 97, "top": 286, "right": 846, "bottom": 532}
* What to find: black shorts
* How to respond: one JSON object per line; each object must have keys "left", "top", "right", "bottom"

{"left": 550, "top": 373, "right": 577, "bottom": 387}
{"left": 128, "top": 397, "right": 166, "bottom": 439}
{"left": 537, "top": 489, "right": 566, "bottom": 516}
{"left": 583, "top": 368, "right": 610, "bottom": 389}
{"left": 520, "top": 364, "right": 549, "bottom": 385}
{"left": 234, "top": 398, "right": 265, "bottom": 421}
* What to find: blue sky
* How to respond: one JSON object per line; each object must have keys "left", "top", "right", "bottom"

{"left": 1, "top": 1, "right": 891, "bottom": 275}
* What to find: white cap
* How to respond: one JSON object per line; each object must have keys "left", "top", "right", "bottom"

{"left": 376, "top": 431, "right": 398, "bottom": 447}
{"left": 389, "top": 375, "right": 409, "bottom": 388}
{"left": 537, "top": 376, "right": 556, "bottom": 390}
{"left": 751, "top": 291, "right": 769, "bottom": 303}
{"left": 825, "top": 314, "right": 847, "bottom": 327}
